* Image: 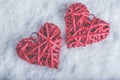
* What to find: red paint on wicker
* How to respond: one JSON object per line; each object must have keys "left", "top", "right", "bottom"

{"left": 16, "top": 23, "right": 62, "bottom": 69}
{"left": 65, "top": 3, "right": 110, "bottom": 48}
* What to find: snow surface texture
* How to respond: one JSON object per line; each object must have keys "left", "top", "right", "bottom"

{"left": 0, "top": 0, "right": 120, "bottom": 80}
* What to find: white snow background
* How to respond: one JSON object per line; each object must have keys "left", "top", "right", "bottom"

{"left": 0, "top": 0, "right": 120, "bottom": 80}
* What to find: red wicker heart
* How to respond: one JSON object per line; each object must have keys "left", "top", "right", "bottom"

{"left": 16, "top": 23, "right": 62, "bottom": 69}
{"left": 65, "top": 3, "right": 110, "bottom": 48}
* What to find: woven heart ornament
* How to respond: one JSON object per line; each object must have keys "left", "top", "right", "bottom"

{"left": 16, "top": 23, "right": 62, "bottom": 69}
{"left": 65, "top": 3, "right": 110, "bottom": 48}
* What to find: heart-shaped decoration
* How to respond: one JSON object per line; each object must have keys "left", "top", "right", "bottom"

{"left": 16, "top": 23, "right": 62, "bottom": 69}
{"left": 65, "top": 3, "right": 110, "bottom": 48}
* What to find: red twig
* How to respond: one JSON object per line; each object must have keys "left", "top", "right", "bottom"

{"left": 65, "top": 3, "right": 110, "bottom": 48}
{"left": 16, "top": 23, "right": 62, "bottom": 69}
